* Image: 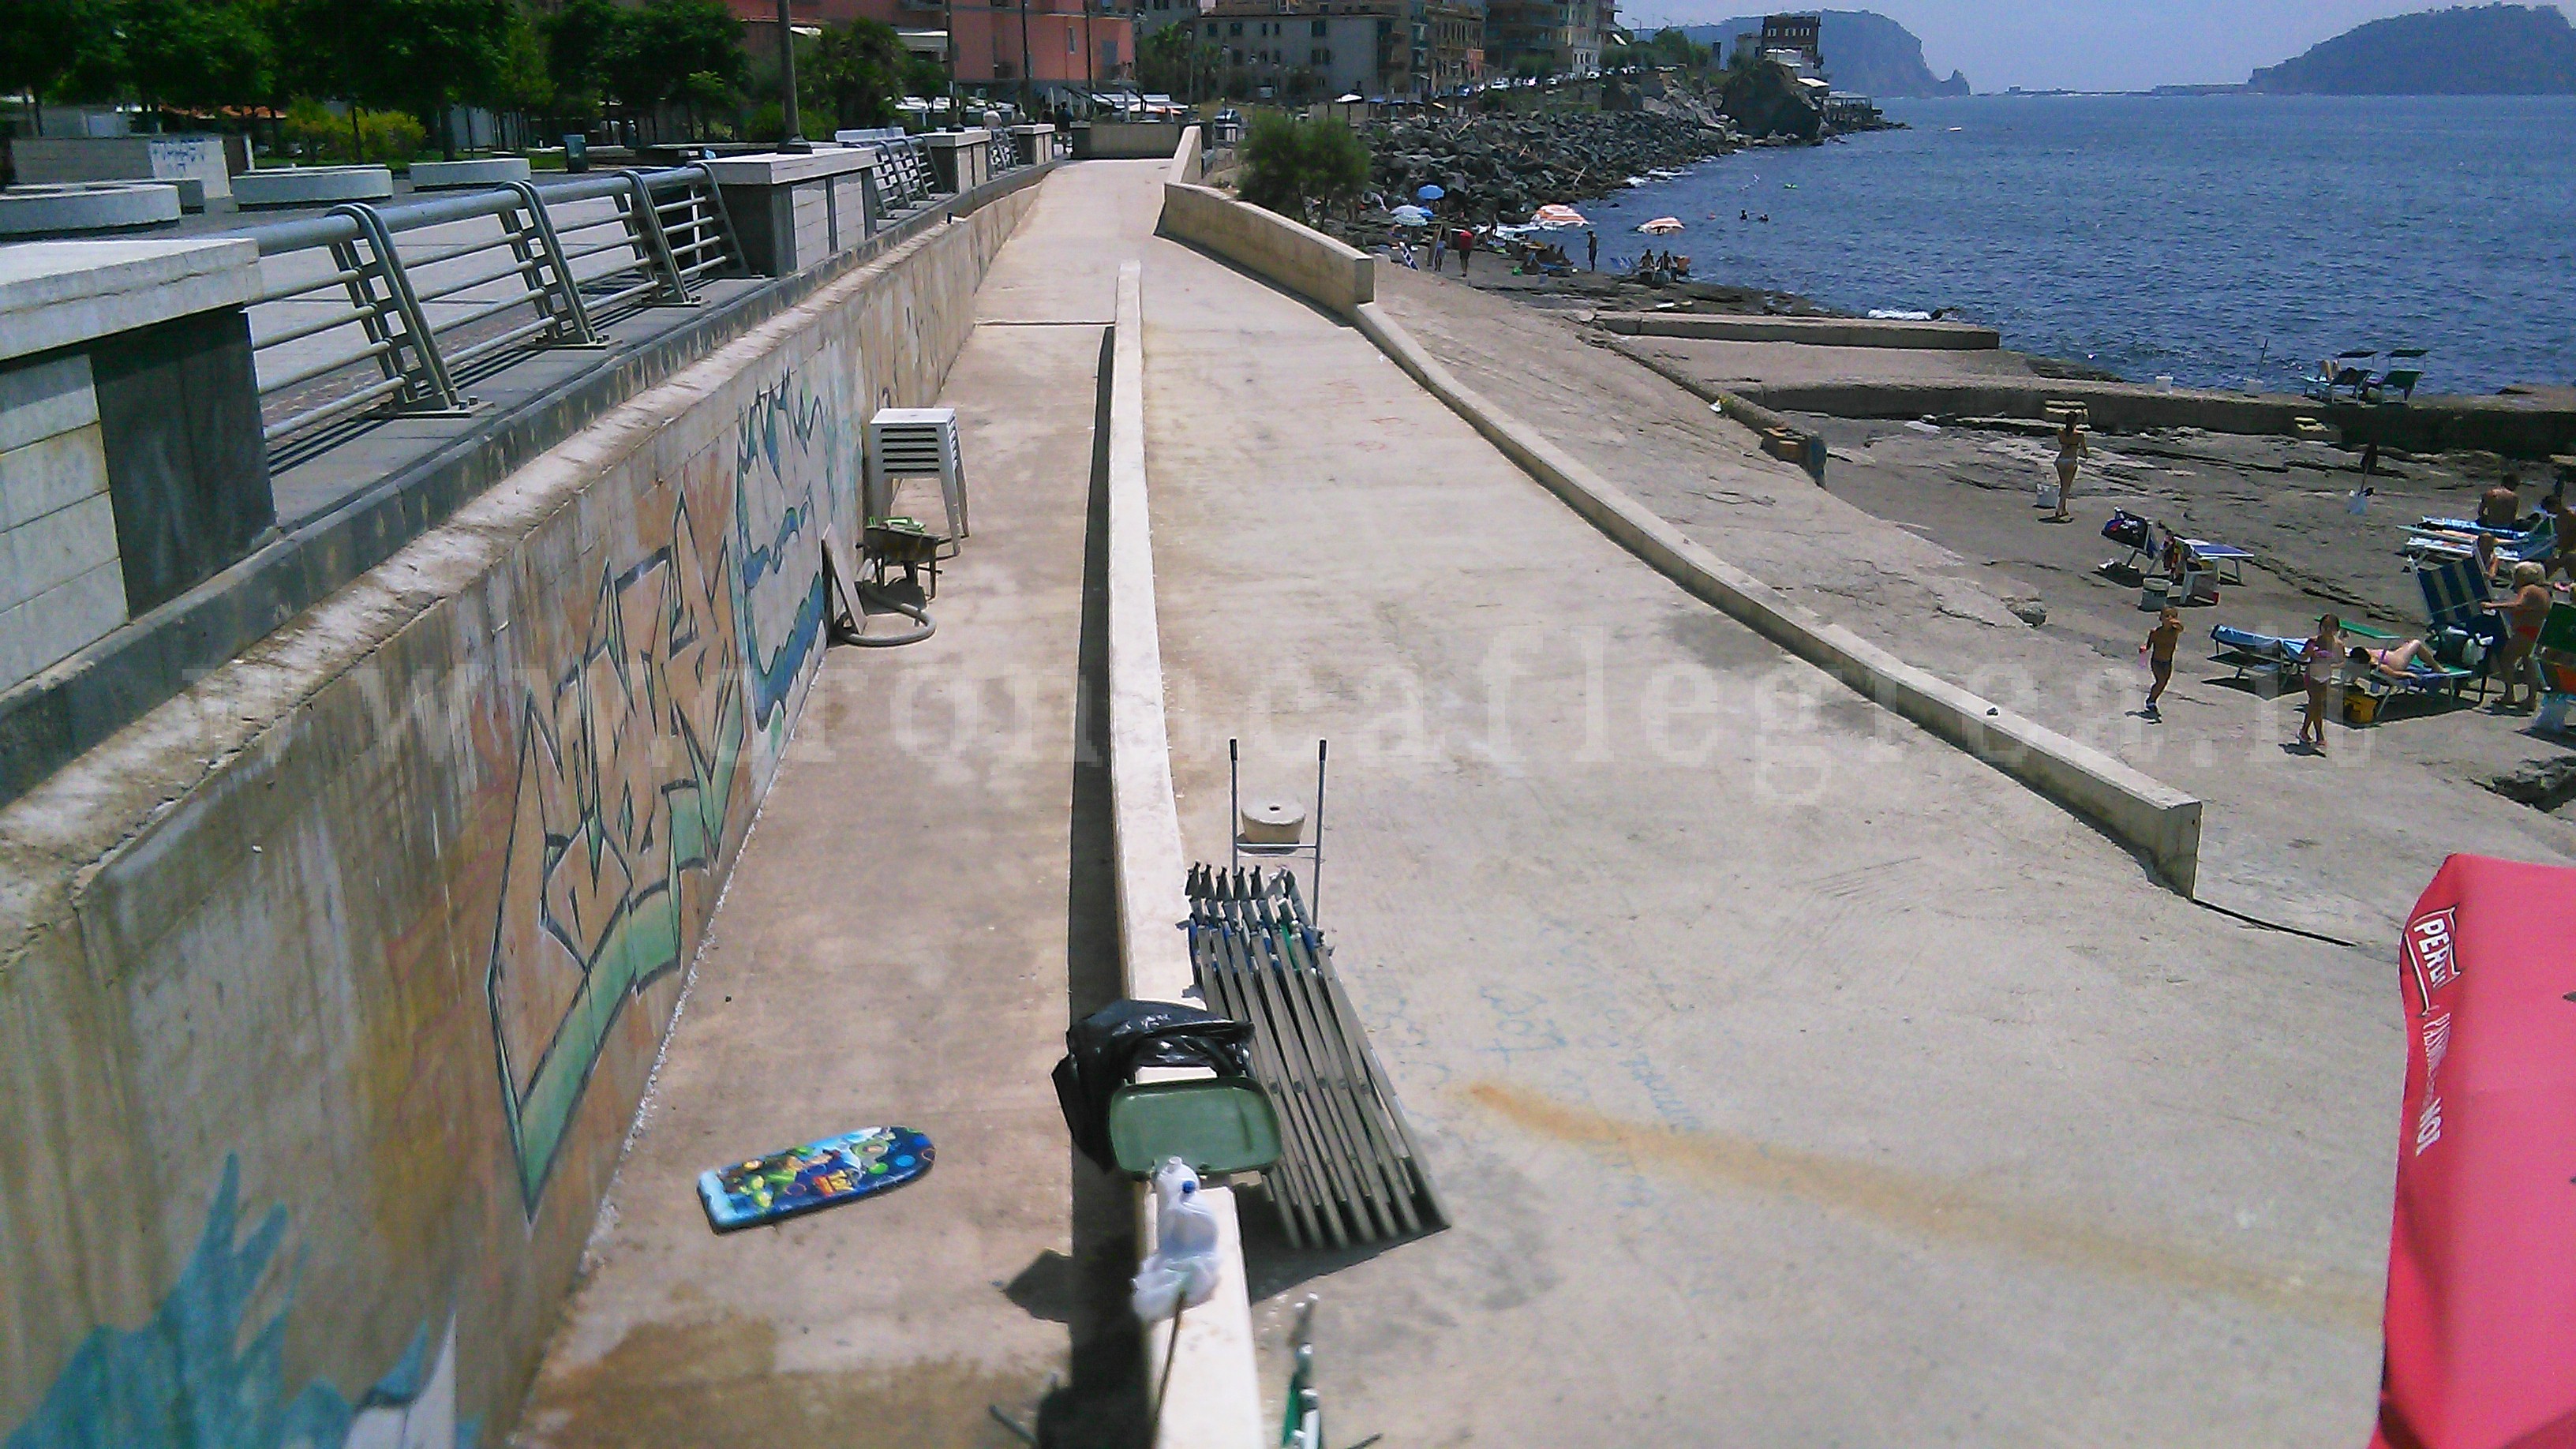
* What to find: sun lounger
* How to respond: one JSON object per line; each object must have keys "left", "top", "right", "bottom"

{"left": 2405, "top": 515, "right": 2554, "bottom": 567}
{"left": 2417, "top": 556, "right": 2495, "bottom": 631}
{"left": 2177, "top": 539, "right": 2253, "bottom": 586}
{"left": 2209, "top": 625, "right": 2301, "bottom": 691}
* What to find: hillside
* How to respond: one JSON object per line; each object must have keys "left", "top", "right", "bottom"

{"left": 1678, "top": 10, "right": 1971, "bottom": 97}
{"left": 2249, "top": 3, "right": 2576, "bottom": 93}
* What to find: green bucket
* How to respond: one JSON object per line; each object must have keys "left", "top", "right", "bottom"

{"left": 1106, "top": 1078, "right": 1282, "bottom": 1180}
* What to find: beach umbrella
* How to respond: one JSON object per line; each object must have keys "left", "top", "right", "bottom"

{"left": 1637, "top": 216, "right": 1683, "bottom": 234}
{"left": 1531, "top": 204, "right": 1588, "bottom": 229}
{"left": 1390, "top": 204, "right": 1432, "bottom": 226}
{"left": 1416, "top": 184, "right": 1445, "bottom": 201}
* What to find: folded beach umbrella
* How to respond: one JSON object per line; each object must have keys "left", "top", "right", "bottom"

{"left": 1416, "top": 183, "right": 1444, "bottom": 201}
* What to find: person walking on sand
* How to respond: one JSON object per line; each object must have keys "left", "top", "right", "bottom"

{"left": 1455, "top": 227, "right": 1475, "bottom": 275}
{"left": 2142, "top": 606, "right": 2183, "bottom": 719}
{"left": 2297, "top": 613, "right": 2343, "bottom": 752}
{"left": 2484, "top": 561, "right": 2554, "bottom": 710}
{"left": 1586, "top": 230, "right": 1598, "bottom": 271}
{"left": 1428, "top": 227, "right": 1445, "bottom": 273}
{"left": 2050, "top": 413, "right": 2087, "bottom": 522}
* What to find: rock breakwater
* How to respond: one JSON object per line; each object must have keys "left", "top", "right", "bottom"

{"left": 1368, "top": 113, "right": 1737, "bottom": 223}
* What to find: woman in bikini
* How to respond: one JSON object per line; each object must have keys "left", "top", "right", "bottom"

{"left": 2142, "top": 606, "right": 2183, "bottom": 719}
{"left": 2050, "top": 414, "right": 2087, "bottom": 523}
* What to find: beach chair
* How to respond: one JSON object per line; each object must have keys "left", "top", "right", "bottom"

{"left": 2367, "top": 349, "right": 2429, "bottom": 403}
{"left": 2406, "top": 515, "right": 2555, "bottom": 568}
{"left": 2346, "top": 653, "right": 2483, "bottom": 721}
{"left": 2209, "top": 625, "right": 2301, "bottom": 693}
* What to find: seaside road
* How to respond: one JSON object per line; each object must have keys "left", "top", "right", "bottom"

{"left": 511, "top": 206, "right": 1129, "bottom": 1444}
{"left": 1140, "top": 226, "right": 2396, "bottom": 1438}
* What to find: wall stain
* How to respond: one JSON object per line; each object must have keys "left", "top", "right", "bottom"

{"left": 1462, "top": 1079, "right": 2380, "bottom": 1331}
{"left": 518, "top": 1316, "right": 1041, "bottom": 1449}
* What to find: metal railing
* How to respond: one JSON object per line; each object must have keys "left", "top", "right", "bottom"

{"left": 865, "top": 137, "right": 942, "bottom": 214}
{"left": 245, "top": 165, "right": 735, "bottom": 459}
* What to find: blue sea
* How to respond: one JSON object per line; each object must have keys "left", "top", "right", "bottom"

{"left": 1589, "top": 95, "right": 2576, "bottom": 395}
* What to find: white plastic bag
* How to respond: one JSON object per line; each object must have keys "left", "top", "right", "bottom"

{"left": 2036, "top": 478, "right": 2061, "bottom": 511}
{"left": 1131, "top": 1158, "right": 1223, "bottom": 1323}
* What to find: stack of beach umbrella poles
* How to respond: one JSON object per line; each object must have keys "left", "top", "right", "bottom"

{"left": 1185, "top": 865, "right": 1447, "bottom": 1250}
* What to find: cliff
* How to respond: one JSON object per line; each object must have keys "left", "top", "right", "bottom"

{"left": 2249, "top": 3, "right": 2576, "bottom": 93}
{"left": 1681, "top": 10, "right": 1971, "bottom": 97}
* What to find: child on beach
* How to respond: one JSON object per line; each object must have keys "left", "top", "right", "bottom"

{"left": 2142, "top": 606, "right": 2182, "bottom": 719}
{"left": 2297, "top": 613, "right": 2343, "bottom": 752}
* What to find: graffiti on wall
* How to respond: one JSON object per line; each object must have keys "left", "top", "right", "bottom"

{"left": 487, "top": 367, "right": 844, "bottom": 1213}
{"left": 486, "top": 490, "right": 747, "bottom": 1214}
{"left": 2, "top": 1157, "right": 475, "bottom": 1449}
{"left": 732, "top": 373, "right": 842, "bottom": 741}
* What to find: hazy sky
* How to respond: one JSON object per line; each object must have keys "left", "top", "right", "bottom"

{"left": 1620, "top": 2, "right": 2501, "bottom": 93}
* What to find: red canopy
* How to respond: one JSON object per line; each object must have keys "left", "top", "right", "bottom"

{"left": 2373, "top": 854, "right": 2576, "bottom": 1449}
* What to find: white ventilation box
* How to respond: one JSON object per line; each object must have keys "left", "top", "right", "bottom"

{"left": 865, "top": 407, "right": 968, "bottom": 541}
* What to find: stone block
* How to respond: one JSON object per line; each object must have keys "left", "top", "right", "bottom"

{"left": 0, "top": 557, "right": 125, "bottom": 691}
{"left": 232, "top": 166, "right": 395, "bottom": 208}
{"left": 0, "top": 352, "right": 100, "bottom": 454}
{"left": 0, "top": 492, "right": 119, "bottom": 612}
{"left": 410, "top": 157, "right": 535, "bottom": 190}
{"left": 0, "top": 183, "right": 182, "bottom": 238}
{"left": 8, "top": 133, "right": 234, "bottom": 201}
{"left": 90, "top": 307, "right": 275, "bottom": 613}
{"left": 0, "top": 424, "right": 113, "bottom": 534}
{"left": 0, "top": 238, "right": 259, "bottom": 365}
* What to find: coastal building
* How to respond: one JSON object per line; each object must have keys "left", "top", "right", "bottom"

{"left": 722, "top": 0, "right": 1135, "bottom": 98}
{"left": 1757, "top": 12, "right": 1820, "bottom": 68}
{"left": 1485, "top": 0, "right": 1608, "bottom": 77}
{"left": 1166, "top": 0, "right": 1481, "bottom": 96}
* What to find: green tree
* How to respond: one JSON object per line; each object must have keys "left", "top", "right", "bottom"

{"left": 1136, "top": 23, "right": 1223, "bottom": 101}
{"left": 543, "top": 0, "right": 627, "bottom": 118}
{"left": 605, "top": 0, "right": 742, "bottom": 136}
{"left": 493, "top": 2, "right": 556, "bottom": 115}
{"left": 1, "top": 0, "right": 125, "bottom": 125}
{"left": 1238, "top": 113, "right": 1369, "bottom": 223}
{"left": 269, "top": 0, "right": 515, "bottom": 156}
{"left": 800, "top": 18, "right": 914, "bottom": 129}
{"left": 123, "top": 0, "right": 274, "bottom": 118}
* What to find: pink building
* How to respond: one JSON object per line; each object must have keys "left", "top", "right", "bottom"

{"left": 728, "top": 0, "right": 1133, "bottom": 92}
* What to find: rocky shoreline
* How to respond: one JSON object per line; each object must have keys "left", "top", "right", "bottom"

{"left": 1363, "top": 113, "right": 1739, "bottom": 225}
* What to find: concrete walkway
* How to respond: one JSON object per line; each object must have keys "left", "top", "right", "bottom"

{"left": 512, "top": 182, "right": 1148, "bottom": 1446}
{"left": 1136, "top": 197, "right": 2395, "bottom": 1440}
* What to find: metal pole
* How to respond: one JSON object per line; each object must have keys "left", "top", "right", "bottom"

{"left": 1020, "top": 0, "right": 1036, "bottom": 117}
{"left": 775, "top": 0, "right": 806, "bottom": 147}
{"left": 1084, "top": 0, "right": 1095, "bottom": 95}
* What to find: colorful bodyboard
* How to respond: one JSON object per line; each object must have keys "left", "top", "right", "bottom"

{"left": 697, "top": 1125, "right": 933, "bottom": 1232}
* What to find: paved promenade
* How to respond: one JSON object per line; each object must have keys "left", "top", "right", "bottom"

{"left": 516, "top": 162, "right": 2395, "bottom": 1447}
{"left": 1135, "top": 184, "right": 2392, "bottom": 1443}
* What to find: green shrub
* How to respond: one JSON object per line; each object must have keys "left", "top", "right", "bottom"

{"left": 275, "top": 98, "right": 425, "bottom": 165}
{"left": 1237, "top": 113, "right": 1369, "bottom": 223}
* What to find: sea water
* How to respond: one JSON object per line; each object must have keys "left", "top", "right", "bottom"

{"left": 1593, "top": 95, "right": 2576, "bottom": 395}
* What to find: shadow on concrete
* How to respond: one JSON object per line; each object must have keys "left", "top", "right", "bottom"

{"left": 1038, "top": 324, "right": 1152, "bottom": 1449}
{"left": 1234, "top": 1192, "right": 1424, "bottom": 1301}
{"left": 1157, "top": 234, "right": 1360, "bottom": 331}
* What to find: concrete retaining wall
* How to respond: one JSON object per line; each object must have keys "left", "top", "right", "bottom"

{"left": 0, "top": 185, "right": 1041, "bottom": 1446}
{"left": 1151, "top": 143, "right": 2203, "bottom": 893}
{"left": 1597, "top": 312, "right": 2001, "bottom": 350}
{"left": 1727, "top": 376, "right": 2576, "bottom": 458}
{"left": 1159, "top": 181, "right": 1374, "bottom": 313}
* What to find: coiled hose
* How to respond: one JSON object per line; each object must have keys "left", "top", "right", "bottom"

{"left": 844, "top": 578, "right": 935, "bottom": 647}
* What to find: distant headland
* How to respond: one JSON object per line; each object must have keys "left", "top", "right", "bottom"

{"left": 2249, "top": 2, "right": 2576, "bottom": 94}
{"left": 1677, "top": 10, "right": 1971, "bottom": 98}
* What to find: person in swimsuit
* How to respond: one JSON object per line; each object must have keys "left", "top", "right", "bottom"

{"left": 2050, "top": 414, "right": 2087, "bottom": 522}
{"left": 2142, "top": 606, "right": 2182, "bottom": 719}
{"left": 2297, "top": 613, "right": 2342, "bottom": 752}
{"left": 2346, "top": 638, "right": 2436, "bottom": 680}
{"left": 2473, "top": 530, "right": 2506, "bottom": 587}
{"left": 2484, "top": 561, "right": 2554, "bottom": 710}
{"left": 2552, "top": 490, "right": 2576, "bottom": 583}
{"left": 2478, "top": 474, "right": 2522, "bottom": 531}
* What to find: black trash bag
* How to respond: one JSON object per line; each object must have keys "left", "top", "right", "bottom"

{"left": 2103, "top": 510, "right": 2153, "bottom": 549}
{"left": 1052, "top": 1000, "right": 1252, "bottom": 1174}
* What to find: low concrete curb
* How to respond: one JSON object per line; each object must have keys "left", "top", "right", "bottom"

{"left": 1148, "top": 144, "right": 2202, "bottom": 893}
{"left": 1105, "top": 259, "right": 1268, "bottom": 1447}
{"left": 1160, "top": 127, "right": 1372, "bottom": 314}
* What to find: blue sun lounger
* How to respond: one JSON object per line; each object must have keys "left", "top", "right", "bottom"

{"left": 2179, "top": 539, "right": 2254, "bottom": 586}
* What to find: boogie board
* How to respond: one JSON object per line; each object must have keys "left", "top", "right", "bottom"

{"left": 697, "top": 1126, "right": 934, "bottom": 1232}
